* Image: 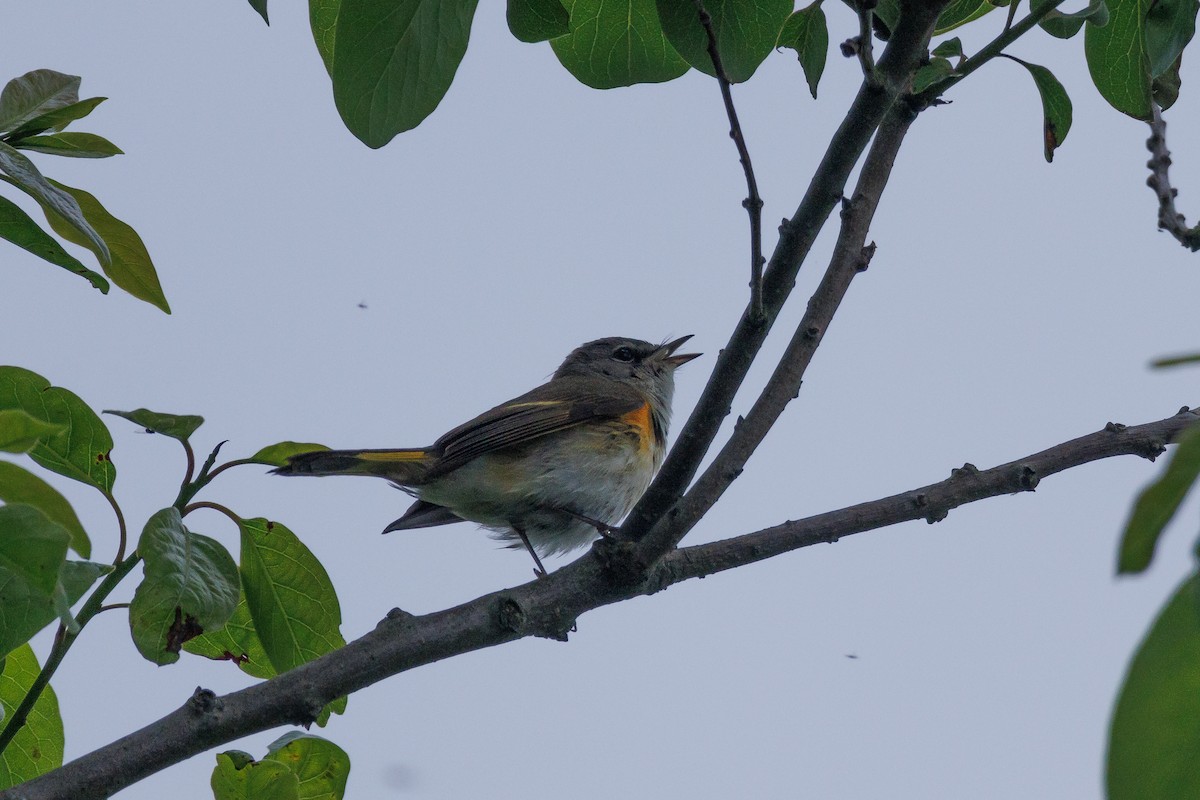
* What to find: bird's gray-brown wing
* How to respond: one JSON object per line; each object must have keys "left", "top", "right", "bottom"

{"left": 427, "top": 376, "right": 647, "bottom": 477}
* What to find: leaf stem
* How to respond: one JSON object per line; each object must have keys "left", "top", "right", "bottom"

{"left": 182, "top": 500, "right": 242, "bottom": 527}
{"left": 0, "top": 555, "right": 141, "bottom": 756}
{"left": 104, "top": 490, "right": 127, "bottom": 565}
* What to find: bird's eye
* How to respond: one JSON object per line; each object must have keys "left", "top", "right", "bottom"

{"left": 611, "top": 346, "right": 636, "bottom": 362}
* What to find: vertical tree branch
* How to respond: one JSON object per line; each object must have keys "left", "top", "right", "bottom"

{"left": 1146, "top": 104, "right": 1200, "bottom": 251}
{"left": 693, "top": 0, "right": 766, "bottom": 321}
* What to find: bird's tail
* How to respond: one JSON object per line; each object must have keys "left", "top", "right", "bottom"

{"left": 272, "top": 448, "right": 434, "bottom": 485}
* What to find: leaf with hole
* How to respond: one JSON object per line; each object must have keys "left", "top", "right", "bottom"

{"left": 129, "top": 508, "right": 240, "bottom": 665}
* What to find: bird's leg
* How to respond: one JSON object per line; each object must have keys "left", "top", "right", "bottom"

{"left": 556, "top": 508, "right": 627, "bottom": 541}
{"left": 513, "top": 525, "right": 548, "bottom": 578}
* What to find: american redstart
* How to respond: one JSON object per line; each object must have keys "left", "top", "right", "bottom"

{"left": 274, "top": 336, "right": 700, "bottom": 575}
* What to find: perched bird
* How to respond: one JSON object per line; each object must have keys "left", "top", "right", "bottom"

{"left": 274, "top": 336, "right": 700, "bottom": 575}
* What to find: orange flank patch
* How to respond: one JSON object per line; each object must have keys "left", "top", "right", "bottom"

{"left": 619, "top": 403, "right": 654, "bottom": 453}
{"left": 355, "top": 449, "right": 429, "bottom": 462}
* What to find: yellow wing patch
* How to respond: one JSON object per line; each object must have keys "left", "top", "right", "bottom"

{"left": 355, "top": 449, "right": 430, "bottom": 462}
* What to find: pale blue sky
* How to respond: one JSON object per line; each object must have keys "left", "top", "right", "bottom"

{"left": 3, "top": 2, "right": 1200, "bottom": 798}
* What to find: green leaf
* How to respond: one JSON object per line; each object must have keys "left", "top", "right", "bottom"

{"left": 129, "top": 508, "right": 240, "bottom": 665}
{"left": 40, "top": 180, "right": 169, "bottom": 313}
{"left": 0, "top": 509, "right": 105, "bottom": 659}
{"left": 0, "top": 71, "right": 79, "bottom": 136}
{"left": 1152, "top": 352, "right": 1200, "bottom": 368}
{"left": 310, "top": 0, "right": 340, "bottom": 75}
{"left": 6, "top": 97, "right": 107, "bottom": 140}
{"left": 1039, "top": 0, "right": 1109, "bottom": 38}
{"left": 1145, "top": 0, "right": 1198, "bottom": 76}
{"left": 184, "top": 592, "right": 276, "bottom": 679}
{"left": 655, "top": 0, "right": 793, "bottom": 83}
{"left": 0, "top": 505, "right": 68, "bottom": 598}
{"left": 0, "top": 145, "right": 109, "bottom": 264}
{"left": 12, "top": 133, "right": 123, "bottom": 159}
{"left": 212, "top": 752, "right": 298, "bottom": 800}
{"left": 776, "top": 2, "right": 828, "bottom": 98}
{"left": 0, "top": 645, "right": 63, "bottom": 789}
{"left": 0, "top": 366, "right": 116, "bottom": 494}
{"left": 239, "top": 518, "right": 346, "bottom": 684}
{"left": 0, "top": 194, "right": 108, "bottom": 293}
{"left": 1006, "top": 56, "right": 1073, "bottom": 162}
{"left": 1153, "top": 55, "right": 1182, "bottom": 108}
{"left": 0, "top": 461, "right": 90, "bottom": 557}
{"left": 931, "top": 36, "right": 965, "bottom": 59}
{"left": 104, "top": 408, "right": 203, "bottom": 442}
{"left": 1085, "top": 0, "right": 1153, "bottom": 118}
{"left": 264, "top": 733, "right": 351, "bottom": 800}
{"left": 247, "top": 442, "right": 331, "bottom": 468}
{"left": 507, "top": 0, "right": 571, "bottom": 41}
{"left": 1107, "top": 572, "right": 1200, "bottom": 798}
{"left": 249, "top": 0, "right": 270, "bottom": 24}
{"left": 0, "top": 410, "right": 64, "bottom": 454}
{"left": 331, "top": 0, "right": 481, "bottom": 148}
{"left": 913, "top": 56, "right": 955, "bottom": 92}
{"left": 552, "top": 0, "right": 690, "bottom": 88}
{"left": 1118, "top": 424, "right": 1200, "bottom": 573}
{"left": 934, "top": 0, "right": 997, "bottom": 33}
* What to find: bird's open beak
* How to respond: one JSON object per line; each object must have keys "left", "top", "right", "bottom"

{"left": 659, "top": 335, "right": 701, "bottom": 368}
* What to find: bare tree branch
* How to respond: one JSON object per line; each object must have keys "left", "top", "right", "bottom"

{"left": 624, "top": 0, "right": 950, "bottom": 542}
{"left": 641, "top": 95, "right": 915, "bottom": 558}
{"left": 693, "top": 0, "right": 766, "bottom": 321}
{"left": 9, "top": 406, "right": 1194, "bottom": 800}
{"left": 1146, "top": 104, "right": 1200, "bottom": 251}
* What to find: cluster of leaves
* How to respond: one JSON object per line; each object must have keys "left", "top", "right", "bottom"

{"left": 1107, "top": 356, "right": 1200, "bottom": 799}
{"left": 234, "top": 0, "right": 1189, "bottom": 165}
{"left": 0, "top": 369, "right": 349, "bottom": 796}
{"left": 0, "top": 70, "right": 168, "bottom": 312}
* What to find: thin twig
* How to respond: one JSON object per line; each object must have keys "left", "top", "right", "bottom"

{"left": 642, "top": 102, "right": 915, "bottom": 556}
{"left": 181, "top": 439, "right": 196, "bottom": 488}
{"left": 623, "top": 0, "right": 950, "bottom": 541}
{"left": 96, "top": 602, "right": 131, "bottom": 615}
{"left": 1005, "top": 0, "right": 1021, "bottom": 30}
{"left": 856, "top": 0, "right": 878, "bottom": 80}
{"left": 694, "top": 0, "right": 765, "bottom": 322}
{"left": 1146, "top": 104, "right": 1200, "bottom": 251}
{"left": 9, "top": 406, "right": 1195, "bottom": 800}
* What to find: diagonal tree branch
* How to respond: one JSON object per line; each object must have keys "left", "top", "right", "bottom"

{"left": 9, "top": 406, "right": 1195, "bottom": 800}
{"left": 641, "top": 94, "right": 917, "bottom": 558}
{"left": 624, "top": 0, "right": 951, "bottom": 542}
{"left": 1146, "top": 104, "right": 1200, "bottom": 251}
